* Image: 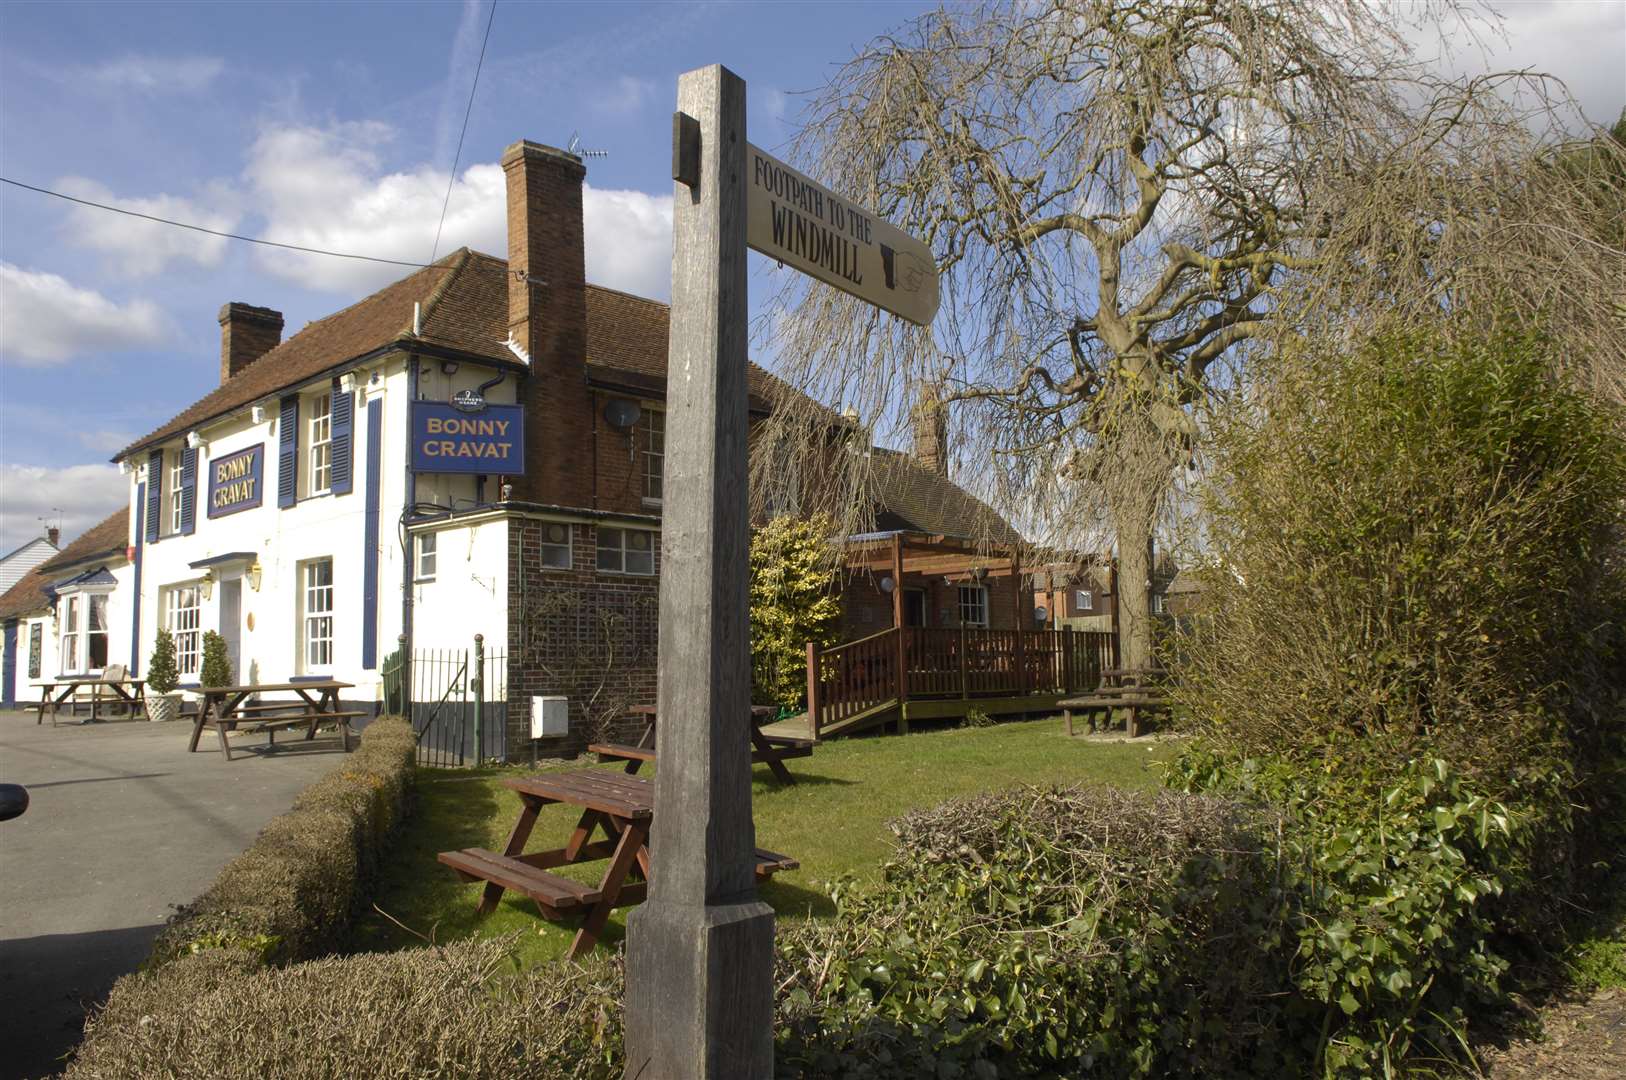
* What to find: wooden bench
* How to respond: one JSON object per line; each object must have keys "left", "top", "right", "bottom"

{"left": 218, "top": 711, "right": 366, "bottom": 759}
{"left": 1060, "top": 689, "right": 1169, "bottom": 738}
{"left": 440, "top": 769, "right": 799, "bottom": 959}
{"left": 438, "top": 848, "right": 605, "bottom": 918}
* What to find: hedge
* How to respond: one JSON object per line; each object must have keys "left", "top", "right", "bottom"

{"left": 64, "top": 939, "right": 623, "bottom": 1080}
{"left": 146, "top": 715, "right": 418, "bottom": 966}
{"left": 67, "top": 784, "right": 1283, "bottom": 1080}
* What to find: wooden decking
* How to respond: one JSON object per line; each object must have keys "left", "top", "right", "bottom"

{"left": 798, "top": 626, "right": 1117, "bottom": 738}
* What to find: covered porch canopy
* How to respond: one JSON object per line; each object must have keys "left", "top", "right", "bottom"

{"left": 839, "top": 529, "right": 1025, "bottom": 626}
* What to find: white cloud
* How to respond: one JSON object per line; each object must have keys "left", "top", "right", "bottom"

{"left": 245, "top": 122, "right": 673, "bottom": 299}
{"left": 594, "top": 75, "right": 656, "bottom": 117}
{"left": 1407, "top": 2, "right": 1625, "bottom": 127}
{"left": 583, "top": 186, "right": 672, "bottom": 299}
{"left": 82, "top": 55, "right": 224, "bottom": 94}
{"left": 75, "top": 429, "right": 137, "bottom": 455}
{"left": 56, "top": 177, "right": 240, "bottom": 278}
{"left": 0, "top": 263, "right": 169, "bottom": 365}
{"left": 0, "top": 463, "right": 129, "bottom": 556}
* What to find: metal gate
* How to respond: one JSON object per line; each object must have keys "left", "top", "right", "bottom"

{"left": 381, "top": 634, "right": 507, "bottom": 766}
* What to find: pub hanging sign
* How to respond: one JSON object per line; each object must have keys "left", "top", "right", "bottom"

{"left": 206, "top": 444, "right": 265, "bottom": 518}
{"left": 410, "top": 401, "right": 525, "bottom": 474}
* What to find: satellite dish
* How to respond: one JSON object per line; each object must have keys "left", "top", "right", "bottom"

{"left": 604, "top": 398, "right": 642, "bottom": 431}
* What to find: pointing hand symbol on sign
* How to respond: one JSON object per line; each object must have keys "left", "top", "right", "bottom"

{"left": 880, "top": 244, "right": 929, "bottom": 295}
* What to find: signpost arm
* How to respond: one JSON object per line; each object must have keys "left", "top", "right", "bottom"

{"left": 624, "top": 64, "right": 774, "bottom": 1080}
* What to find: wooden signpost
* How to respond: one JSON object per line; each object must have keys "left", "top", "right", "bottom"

{"left": 623, "top": 63, "right": 938, "bottom": 1080}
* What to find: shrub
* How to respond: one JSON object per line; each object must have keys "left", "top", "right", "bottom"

{"left": 750, "top": 513, "right": 844, "bottom": 709}
{"left": 775, "top": 786, "right": 1300, "bottom": 1078}
{"left": 149, "top": 716, "right": 417, "bottom": 966}
{"left": 199, "top": 630, "right": 232, "bottom": 688}
{"left": 147, "top": 627, "right": 179, "bottom": 695}
{"left": 65, "top": 938, "right": 624, "bottom": 1080}
{"left": 1171, "top": 320, "right": 1626, "bottom": 791}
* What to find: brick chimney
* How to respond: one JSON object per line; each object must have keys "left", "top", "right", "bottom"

{"left": 218, "top": 303, "right": 284, "bottom": 384}
{"left": 912, "top": 383, "right": 948, "bottom": 476}
{"left": 501, "top": 140, "right": 591, "bottom": 506}
{"left": 46, "top": 525, "right": 60, "bottom": 547}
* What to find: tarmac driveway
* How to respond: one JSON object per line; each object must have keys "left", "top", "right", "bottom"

{"left": 0, "top": 711, "right": 349, "bottom": 1079}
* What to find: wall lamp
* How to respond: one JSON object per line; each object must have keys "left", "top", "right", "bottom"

{"left": 248, "top": 563, "right": 263, "bottom": 592}
{"left": 200, "top": 570, "right": 215, "bottom": 600}
{"left": 878, "top": 575, "right": 895, "bottom": 594}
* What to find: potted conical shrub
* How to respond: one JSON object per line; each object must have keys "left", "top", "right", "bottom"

{"left": 147, "top": 628, "right": 181, "bottom": 723}
{"left": 200, "top": 631, "right": 232, "bottom": 691}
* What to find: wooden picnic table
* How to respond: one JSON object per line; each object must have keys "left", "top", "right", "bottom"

{"left": 187, "top": 680, "right": 362, "bottom": 761}
{"left": 34, "top": 676, "right": 147, "bottom": 726}
{"left": 1061, "top": 668, "right": 1170, "bottom": 738}
{"left": 439, "top": 768, "right": 797, "bottom": 959}
{"left": 590, "top": 704, "right": 813, "bottom": 784}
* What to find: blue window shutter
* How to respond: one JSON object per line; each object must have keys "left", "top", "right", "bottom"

{"left": 179, "top": 446, "right": 198, "bottom": 534}
{"left": 278, "top": 395, "right": 299, "bottom": 508}
{"left": 330, "top": 382, "right": 354, "bottom": 495}
{"left": 362, "top": 397, "right": 382, "bottom": 668}
{"left": 145, "top": 450, "right": 162, "bottom": 542}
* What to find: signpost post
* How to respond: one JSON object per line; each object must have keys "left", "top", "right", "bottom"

{"left": 624, "top": 62, "right": 939, "bottom": 1080}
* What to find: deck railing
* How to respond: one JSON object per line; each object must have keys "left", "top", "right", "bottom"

{"left": 807, "top": 626, "right": 1116, "bottom": 737}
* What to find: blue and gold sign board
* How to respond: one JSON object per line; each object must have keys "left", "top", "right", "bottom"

{"left": 207, "top": 444, "right": 264, "bottom": 518}
{"left": 410, "top": 401, "right": 525, "bottom": 475}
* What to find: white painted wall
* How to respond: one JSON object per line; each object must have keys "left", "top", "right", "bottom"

{"left": 408, "top": 517, "right": 509, "bottom": 654}
{"left": 127, "top": 357, "right": 411, "bottom": 702}
{"left": 118, "top": 351, "right": 519, "bottom": 705}
{"left": 0, "top": 538, "right": 58, "bottom": 594}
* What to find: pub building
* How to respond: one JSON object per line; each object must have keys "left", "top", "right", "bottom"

{"left": 67, "top": 138, "right": 1016, "bottom": 752}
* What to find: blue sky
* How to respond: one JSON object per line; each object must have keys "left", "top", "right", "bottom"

{"left": 1, "top": 0, "right": 1622, "bottom": 554}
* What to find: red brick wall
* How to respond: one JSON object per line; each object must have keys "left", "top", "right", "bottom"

{"left": 505, "top": 519, "right": 661, "bottom": 756}
{"left": 502, "top": 142, "right": 594, "bottom": 509}
{"left": 838, "top": 570, "right": 1027, "bottom": 638}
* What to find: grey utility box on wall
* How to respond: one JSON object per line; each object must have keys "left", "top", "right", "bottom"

{"left": 530, "top": 696, "right": 569, "bottom": 738}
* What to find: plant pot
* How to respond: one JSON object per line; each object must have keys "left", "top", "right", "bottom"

{"left": 148, "top": 693, "right": 181, "bottom": 723}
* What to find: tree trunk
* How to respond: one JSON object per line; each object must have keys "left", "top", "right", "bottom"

{"left": 1115, "top": 503, "right": 1154, "bottom": 674}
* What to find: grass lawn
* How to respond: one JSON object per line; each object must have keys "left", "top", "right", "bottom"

{"left": 354, "top": 717, "right": 1178, "bottom": 965}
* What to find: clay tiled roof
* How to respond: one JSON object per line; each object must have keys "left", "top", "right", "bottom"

{"left": 37, "top": 508, "right": 130, "bottom": 575}
{"left": 118, "top": 249, "right": 1002, "bottom": 538}
{"left": 0, "top": 508, "right": 129, "bottom": 618}
{"left": 0, "top": 563, "right": 53, "bottom": 619}
{"left": 870, "top": 449, "right": 1017, "bottom": 542}
{"left": 117, "top": 252, "right": 499, "bottom": 460}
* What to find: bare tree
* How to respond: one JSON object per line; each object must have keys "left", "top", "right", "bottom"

{"left": 756, "top": 0, "right": 1621, "bottom": 672}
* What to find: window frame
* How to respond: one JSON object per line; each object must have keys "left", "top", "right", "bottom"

{"left": 59, "top": 595, "right": 81, "bottom": 672}
{"left": 164, "top": 583, "right": 202, "bottom": 678}
{"left": 539, "top": 521, "right": 572, "bottom": 570}
{"left": 85, "top": 593, "right": 109, "bottom": 670}
{"left": 308, "top": 392, "right": 333, "bottom": 496}
{"left": 168, "top": 451, "right": 184, "bottom": 534}
{"left": 28, "top": 622, "right": 42, "bottom": 679}
{"left": 299, "top": 557, "right": 335, "bottom": 674}
{"left": 596, "top": 526, "right": 655, "bottom": 575}
{"left": 415, "top": 532, "right": 437, "bottom": 582}
{"left": 639, "top": 406, "right": 665, "bottom": 507}
{"left": 1074, "top": 589, "right": 1093, "bottom": 613}
{"left": 957, "top": 584, "right": 989, "bottom": 628}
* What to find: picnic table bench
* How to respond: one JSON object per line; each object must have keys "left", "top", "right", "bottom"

{"left": 439, "top": 768, "right": 797, "bottom": 959}
{"left": 1060, "top": 668, "right": 1170, "bottom": 738}
{"left": 589, "top": 704, "right": 812, "bottom": 784}
{"left": 33, "top": 667, "right": 147, "bottom": 725}
{"left": 187, "top": 680, "right": 363, "bottom": 761}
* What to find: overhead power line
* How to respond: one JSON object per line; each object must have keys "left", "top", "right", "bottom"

{"left": 0, "top": 176, "right": 432, "bottom": 271}
{"left": 431, "top": 0, "right": 498, "bottom": 265}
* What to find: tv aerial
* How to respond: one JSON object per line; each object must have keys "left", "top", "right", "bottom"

{"left": 567, "top": 131, "right": 609, "bottom": 159}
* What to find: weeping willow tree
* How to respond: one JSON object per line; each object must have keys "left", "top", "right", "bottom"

{"left": 753, "top": 0, "right": 1622, "bottom": 673}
